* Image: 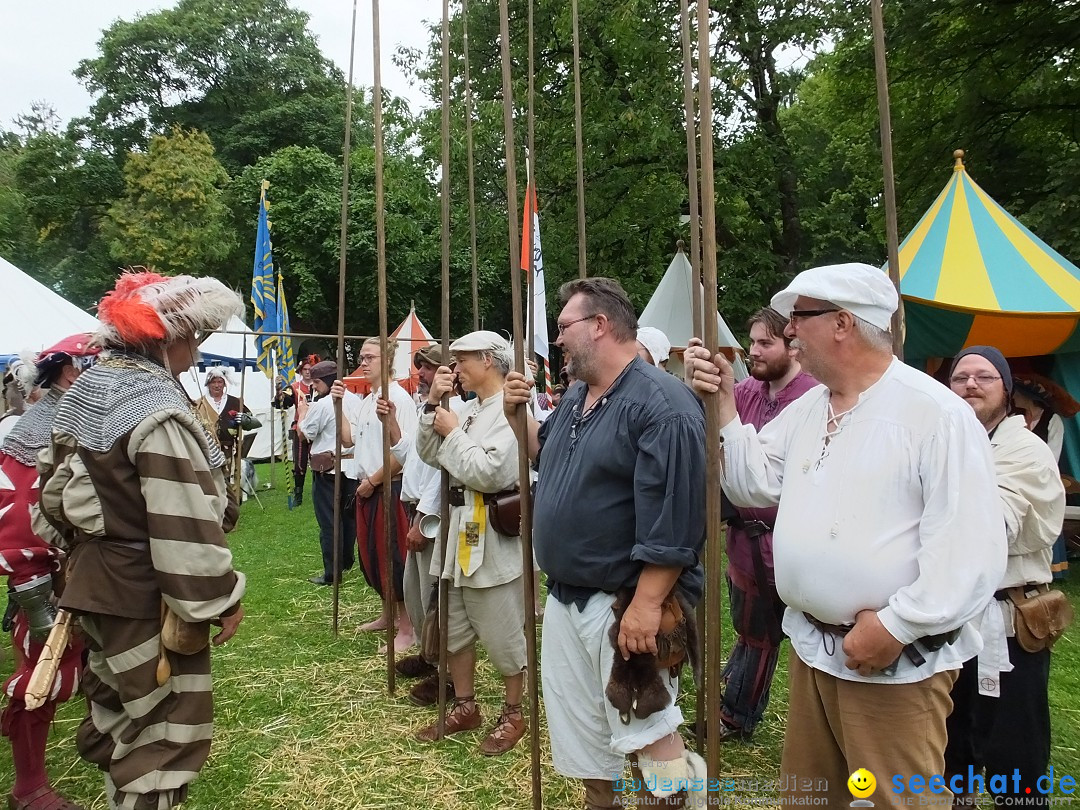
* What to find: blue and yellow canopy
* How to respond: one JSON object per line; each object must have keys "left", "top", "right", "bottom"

{"left": 899, "top": 151, "right": 1080, "bottom": 359}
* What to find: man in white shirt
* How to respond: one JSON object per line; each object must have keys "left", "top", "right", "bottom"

{"left": 944, "top": 345, "right": 1064, "bottom": 806}
{"left": 686, "top": 263, "right": 1006, "bottom": 807}
{"left": 297, "top": 360, "right": 358, "bottom": 586}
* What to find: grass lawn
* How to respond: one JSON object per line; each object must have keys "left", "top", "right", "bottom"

{"left": 1, "top": 462, "right": 1078, "bottom": 808}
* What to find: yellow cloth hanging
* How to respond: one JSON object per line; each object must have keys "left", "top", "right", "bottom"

{"left": 456, "top": 491, "right": 487, "bottom": 577}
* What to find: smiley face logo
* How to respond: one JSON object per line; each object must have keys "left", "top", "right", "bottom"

{"left": 847, "top": 768, "right": 877, "bottom": 799}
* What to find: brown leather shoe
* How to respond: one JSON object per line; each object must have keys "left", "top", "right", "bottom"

{"left": 478, "top": 702, "right": 527, "bottom": 756}
{"left": 395, "top": 654, "right": 436, "bottom": 679}
{"left": 8, "top": 785, "right": 87, "bottom": 810}
{"left": 415, "top": 696, "right": 481, "bottom": 742}
{"left": 407, "top": 674, "right": 454, "bottom": 707}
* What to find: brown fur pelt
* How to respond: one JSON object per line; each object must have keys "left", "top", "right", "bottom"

{"left": 605, "top": 587, "right": 699, "bottom": 724}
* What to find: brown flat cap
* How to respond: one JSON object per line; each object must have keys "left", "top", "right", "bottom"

{"left": 413, "top": 344, "right": 447, "bottom": 368}
{"left": 309, "top": 360, "right": 338, "bottom": 381}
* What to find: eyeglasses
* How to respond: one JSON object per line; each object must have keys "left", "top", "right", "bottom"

{"left": 789, "top": 308, "right": 840, "bottom": 322}
{"left": 557, "top": 314, "right": 597, "bottom": 335}
{"left": 949, "top": 373, "right": 1002, "bottom": 387}
{"left": 357, "top": 354, "right": 380, "bottom": 365}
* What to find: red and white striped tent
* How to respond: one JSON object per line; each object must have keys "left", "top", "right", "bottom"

{"left": 344, "top": 305, "right": 436, "bottom": 396}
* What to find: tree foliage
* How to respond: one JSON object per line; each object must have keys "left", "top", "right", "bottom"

{"left": 104, "top": 128, "right": 234, "bottom": 276}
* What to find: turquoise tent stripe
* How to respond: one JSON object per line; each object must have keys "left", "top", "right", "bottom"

{"left": 965, "top": 176, "right": 1072, "bottom": 312}
{"left": 979, "top": 183, "right": 1080, "bottom": 285}
{"left": 902, "top": 299, "right": 974, "bottom": 359}
{"left": 901, "top": 179, "right": 957, "bottom": 300}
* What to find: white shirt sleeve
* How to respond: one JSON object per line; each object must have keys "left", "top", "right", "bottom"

{"left": 876, "top": 408, "right": 1007, "bottom": 644}
{"left": 1047, "top": 413, "right": 1064, "bottom": 463}
{"left": 718, "top": 415, "right": 787, "bottom": 508}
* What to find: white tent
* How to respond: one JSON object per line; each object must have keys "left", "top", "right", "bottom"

{"left": 639, "top": 250, "right": 748, "bottom": 380}
{"left": 180, "top": 316, "right": 283, "bottom": 461}
{"left": 1, "top": 256, "right": 99, "bottom": 359}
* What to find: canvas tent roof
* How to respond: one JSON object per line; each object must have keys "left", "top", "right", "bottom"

{"left": 1, "top": 256, "right": 99, "bottom": 364}
{"left": 640, "top": 250, "right": 744, "bottom": 352}
{"left": 898, "top": 151, "right": 1080, "bottom": 359}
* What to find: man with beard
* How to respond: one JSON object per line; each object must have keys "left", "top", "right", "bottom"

{"left": 505, "top": 278, "right": 707, "bottom": 808}
{"left": 1, "top": 334, "right": 98, "bottom": 810}
{"left": 705, "top": 307, "right": 817, "bottom": 743}
{"left": 944, "top": 346, "right": 1064, "bottom": 806}
{"left": 685, "top": 263, "right": 1004, "bottom": 807}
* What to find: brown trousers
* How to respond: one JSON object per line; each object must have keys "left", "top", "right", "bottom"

{"left": 781, "top": 650, "right": 957, "bottom": 808}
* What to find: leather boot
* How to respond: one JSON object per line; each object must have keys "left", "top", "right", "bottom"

{"left": 583, "top": 779, "right": 621, "bottom": 810}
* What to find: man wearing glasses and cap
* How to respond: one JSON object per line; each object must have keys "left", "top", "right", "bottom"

{"left": 414, "top": 330, "right": 529, "bottom": 756}
{"left": 686, "top": 263, "right": 1005, "bottom": 807}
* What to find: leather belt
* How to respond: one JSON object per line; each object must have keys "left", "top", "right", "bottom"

{"left": 447, "top": 487, "right": 515, "bottom": 507}
{"left": 727, "top": 516, "right": 773, "bottom": 538}
{"left": 803, "top": 612, "right": 961, "bottom": 671}
{"left": 994, "top": 583, "right": 1047, "bottom": 601}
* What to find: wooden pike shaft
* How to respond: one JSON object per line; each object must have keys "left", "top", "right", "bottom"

{"left": 571, "top": 0, "right": 587, "bottom": 279}
{"left": 24, "top": 610, "right": 73, "bottom": 711}
{"left": 870, "top": 0, "right": 905, "bottom": 358}
{"left": 497, "top": 0, "right": 543, "bottom": 803}
{"left": 462, "top": 0, "right": 480, "bottom": 331}
{"left": 436, "top": 0, "right": 453, "bottom": 741}
{"left": 696, "top": 0, "right": 725, "bottom": 789}
{"left": 372, "top": 0, "right": 397, "bottom": 696}
{"left": 681, "top": 0, "right": 703, "bottom": 341}
{"left": 331, "top": 0, "right": 360, "bottom": 637}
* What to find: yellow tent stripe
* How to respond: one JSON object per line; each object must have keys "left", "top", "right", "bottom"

{"left": 935, "top": 178, "right": 999, "bottom": 310}
{"left": 967, "top": 181, "right": 1080, "bottom": 310}
{"left": 898, "top": 174, "right": 956, "bottom": 281}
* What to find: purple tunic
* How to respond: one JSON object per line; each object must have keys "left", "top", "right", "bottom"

{"left": 727, "top": 371, "right": 818, "bottom": 586}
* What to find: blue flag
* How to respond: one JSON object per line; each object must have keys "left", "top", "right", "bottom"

{"left": 250, "top": 180, "right": 278, "bottom": 377}
{"left": 276, "top": 271, "right": 296, "bottom": 381}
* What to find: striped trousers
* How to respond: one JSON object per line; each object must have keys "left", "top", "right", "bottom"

{"left": 78, "top": 614, "right": 214, "bottom": 810}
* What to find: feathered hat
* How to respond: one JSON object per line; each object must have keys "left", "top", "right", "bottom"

{"left": 96, "top": 267, "right": 243, "bottom": 348}
{"left": 33, "top": 332, "right": 101, "bottom": 387}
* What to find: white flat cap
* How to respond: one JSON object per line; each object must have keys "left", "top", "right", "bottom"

{"left": 636, "top": 326, "right": 671, "bottom": 365}
{"left": 450, "top": 330, "right": 511, "bottom": 354}
{"left": 770, "top": 262, "right": 898, "bottom": 331}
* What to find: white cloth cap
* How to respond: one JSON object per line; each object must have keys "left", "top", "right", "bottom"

{"left": 636, "top": 326, "right": 671, "bottom": 365}
{"left": 204, "top": 365, "right": 234, "bottom": 387}
{"left": 450, "top": 330, "right": 511, "bottom": 354}
{"left": 770, "top": 262, "right": 898, "bottom": 331}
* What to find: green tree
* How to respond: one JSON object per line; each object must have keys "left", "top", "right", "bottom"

{"left": 104, "top": 128, "right": 235, "bottom": 275}
{"left": 73, "top": 0, "right": 361, "bottom": 172}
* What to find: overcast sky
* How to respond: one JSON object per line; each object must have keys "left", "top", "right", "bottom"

{"left": 0, "top": 0, "right": 435, "bottom": 131}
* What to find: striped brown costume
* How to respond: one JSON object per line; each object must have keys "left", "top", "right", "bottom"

{"left": 37, "top": 353, "right": 245, "bottom": 810}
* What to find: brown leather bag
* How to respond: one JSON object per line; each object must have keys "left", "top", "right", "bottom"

{"left": 309, "top": 451, "right": 335, "bottom": 473}
{"left": 487, "top": 491, "right": 521, "bottom": 537}
{"left": 1008, "top": 585, "right": 1074, "bottom": 653}
{"left": 160, "top": 602, "right": 210, "bottom": 656}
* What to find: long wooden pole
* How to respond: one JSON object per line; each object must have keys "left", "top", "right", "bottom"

{"left": 233, "top": 338, "right": 249, "bottom": 506}
{"left": 435, "top": 0, "right": 453, "bottom": 741}
{"left": 680, "top": 0, "right": 706, "bottom": 751}
{"left": 696, "top": 0, "right": 724, "bottom": 791}
{"left": 570, "top": 0, "right": 587, "bottom": 279}
{"left": 870, "top": 0, "right": 904, "bottom": 359}
{"left": 372, "top": 0, "right": 397, "bottom": 695}
{"left": 496, "top": 0, "right": 542, "bottom": 804}
{"left": 462, "top": 0, "right": 480, "bottom": 331}
{"left": 681, "top": 0, "right": 703, "bottom": 341}
{"left": 525, "top": 0, "right": 536, "bottom": 365}
{"left": 331, "top": 0, "right": 359, "bottom": 637}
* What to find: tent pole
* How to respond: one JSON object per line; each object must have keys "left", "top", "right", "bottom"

{"left": 870, "top": 0, "right": 904, "bottom": 359}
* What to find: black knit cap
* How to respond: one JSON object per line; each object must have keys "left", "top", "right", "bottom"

{"left": 949, "top": 345, "right": 1013, "bottom": 396}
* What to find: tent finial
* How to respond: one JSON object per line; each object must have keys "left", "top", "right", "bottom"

{"left": 676, "top": 239, "right": 686, "bottom": 253}
{"left": 953, "top": 149, "right": 965, "bottom": 172}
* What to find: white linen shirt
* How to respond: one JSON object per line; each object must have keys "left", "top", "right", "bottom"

{"left": 416, "top": 391, "right": 521, "bottom": 588}
{"left": 348, "top": 382, "right": 416, "bottom": 481}
{"left": 719, "top": 357, "right": 1006, "bottom": 684}
{"left": 297, "top": 391, "right": 359, "bottom": 480}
